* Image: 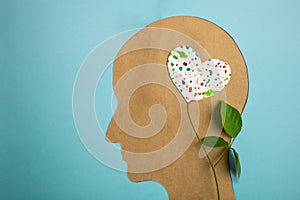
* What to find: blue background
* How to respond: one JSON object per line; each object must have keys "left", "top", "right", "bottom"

{"left": 1, "top": 0, "right": 300, "bottom": 199}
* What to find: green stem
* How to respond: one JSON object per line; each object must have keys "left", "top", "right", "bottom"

{"left": 214, "top": 148, "right": 227, "bottom": 167}
{"left": 187, "top": 103, "right": 220, "bottom": 200}
{"left": 231, "top": 138, "right": 236, "bottom": 146}
{"left": 214, "top": 136, "right": 236, "bottom": 167}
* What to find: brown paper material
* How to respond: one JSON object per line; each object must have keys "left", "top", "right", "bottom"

{"left": 106, "top": 16, "right": 248, "bottom": 200}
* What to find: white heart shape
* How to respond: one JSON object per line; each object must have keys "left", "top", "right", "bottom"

{"left": 167, "top": 46, "right": 231, "bottom": 103}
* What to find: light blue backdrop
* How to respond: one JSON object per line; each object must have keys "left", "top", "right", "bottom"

{"left": 1, "top": 0, "right": 300, "bottom": 199}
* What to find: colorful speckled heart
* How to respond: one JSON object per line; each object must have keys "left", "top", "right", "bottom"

{"left": 167, "top": 46, "right": 231, "bottom": 103}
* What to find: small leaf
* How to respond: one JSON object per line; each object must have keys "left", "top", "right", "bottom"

{"left": 232, "top": 148, "right": 241, "bottom": 178}
{"left": 220, "top": 101, "right": 242, "bottom": 138}
{"left": 201, "top": 136, "right": 228, "bottom": 147}
{"left": 228, "top": 149, "right": 237, "bottom": 176}
{"left": 228, "top": 148, "right": 242, "bottom": 179}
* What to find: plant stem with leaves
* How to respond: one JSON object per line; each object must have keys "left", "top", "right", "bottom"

{"left": 187, "top": 101, "right": 244, "bottom": 200}
{"left": 186, "top": 103, "right": 220, "bottom": 200}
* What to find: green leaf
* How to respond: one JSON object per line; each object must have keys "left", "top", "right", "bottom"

{"left": 201, "top": 136, "right": 229, "bottom": 147}
{"left": 228, "top": 149, "right": 236, "bottom": 176}
{"left": 220, "top": 101, "right": 242, "bottom": 138}
{"left": 232, "top": 148, "right": 241, "bottom": 178}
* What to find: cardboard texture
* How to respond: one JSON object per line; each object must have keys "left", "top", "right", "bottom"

{"left": 106, "top": 16, "right": 248, "bottom": 200}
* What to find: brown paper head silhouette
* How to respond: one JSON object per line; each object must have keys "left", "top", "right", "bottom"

{"left": 106, "top": 16, "right": 248, "bottom": 200}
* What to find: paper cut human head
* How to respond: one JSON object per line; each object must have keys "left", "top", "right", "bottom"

{"left": 106, "top": 16, "right": 248, "bottom": 199}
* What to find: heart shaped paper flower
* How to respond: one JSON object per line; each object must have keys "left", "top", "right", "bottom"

{"left": 167, "top": 46, "right": 231, "bottom": 103}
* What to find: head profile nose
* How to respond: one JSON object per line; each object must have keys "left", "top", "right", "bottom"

{"left": 106, "top": 118, "right": 121, "bottom": 143}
